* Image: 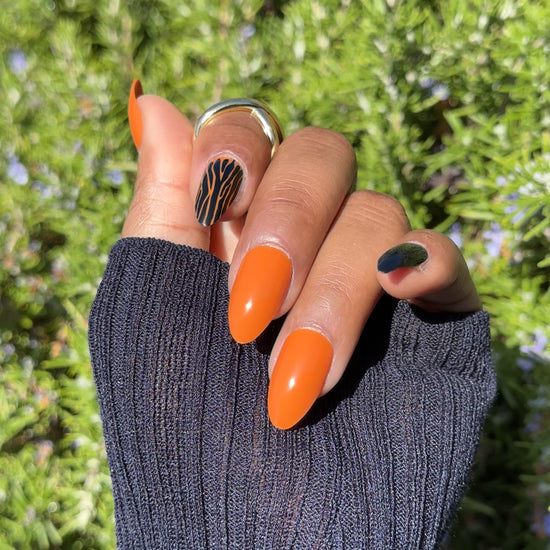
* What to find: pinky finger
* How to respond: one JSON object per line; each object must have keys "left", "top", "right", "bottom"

{"left": 376, "top": 229, "right": 482, "bottom": 313}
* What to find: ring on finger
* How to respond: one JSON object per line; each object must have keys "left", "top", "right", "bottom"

{"left": 194, "top": 98, "right": 284, "bottom": 157}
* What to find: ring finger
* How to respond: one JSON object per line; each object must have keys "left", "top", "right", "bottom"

{"left": 266, "top": 190, "right": 410, "bottom": 429}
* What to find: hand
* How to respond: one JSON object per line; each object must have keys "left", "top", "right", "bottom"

{"left": 123, "top": 80, "right": 482, "bottom": 429}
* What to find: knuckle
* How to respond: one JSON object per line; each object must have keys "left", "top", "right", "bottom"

{"left": 127, "top": 195, "right": 164, "bottom": 227}
{"left": 130, "top": 178, "right": 180, "bottom": 224}
{"left": 287, "top": 126, "right": 357, "bottom": 168}
{"left": 324, "top": 260, "right": 356, "bottom": 296}
{"left": 266, "top": 179, "right": 323, "bottom": 226}
{"left": 345, "top": 190, "right": 410, "bottom": 233}
{"left": 314, "top": 262, "right": 357, "bottom": 313}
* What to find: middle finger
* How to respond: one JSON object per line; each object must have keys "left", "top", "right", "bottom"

{"left": 228, "top": 126, "right": 357, "bottom": 344}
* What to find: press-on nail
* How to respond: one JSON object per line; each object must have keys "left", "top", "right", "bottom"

{"left": 195, "top": 157, "right": 244, "bottom": 226}
{"left": 228, "top": 246, "right": 292, "bottom": 344}
{"left": 128, "top": 79, "right": 143, "bottom": 149}
{"left": 268, "top": 329, "right": 333, "bottom": 430}
{"left": 377, "top": 243, "right": 428, "bottom": 273}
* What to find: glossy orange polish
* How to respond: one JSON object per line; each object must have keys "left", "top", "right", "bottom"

{"left": 228, "top": 246, "right": 292, "bottom": 344}
{"left": 128, "top": 79, "right": 144, "bottom": 149}
{"left": 268, "top": 329, "right": 333, "bottom": 430}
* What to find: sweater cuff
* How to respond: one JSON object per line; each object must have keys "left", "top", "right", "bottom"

{"left": 390, "top": 300, "right": 493, "bottom": 380}
{"left": 89, "top": 236, "right": 232, "bottom": 349}
{"left": 90, "top": 237, "right": 495, "bottom": 396}
{"left": 90, "top": 237, "right": 494, "bottom": 386}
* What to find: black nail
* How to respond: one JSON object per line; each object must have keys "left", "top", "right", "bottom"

{"left": 195, "top": 157, "right": 244, "bottom": 226}
{"left": 377, "top": 243, "right": 428, "bottom": 273}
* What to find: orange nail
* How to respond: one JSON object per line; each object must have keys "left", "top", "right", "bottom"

{"left": 268, "top": 329, "right": 333, "bottom": 430}
{"left": 228, "top": 246, "right": 292, "bottom": 344}
{"left": 128, "top": 79, "right": 143, "bottom": 149}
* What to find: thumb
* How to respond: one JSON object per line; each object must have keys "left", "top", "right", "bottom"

{"left": 376, "top": 229, "right": 482, "bottom": 313}
{"left": 121, "top": 80, "right": 209, "bottom": 251}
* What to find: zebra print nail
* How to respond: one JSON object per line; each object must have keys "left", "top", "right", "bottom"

{"left": 195, "top": 157, "right": 244, "bottom": 226}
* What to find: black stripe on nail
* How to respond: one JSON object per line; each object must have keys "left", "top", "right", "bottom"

{"left": 195, "top": 157, "right": 244, "bottom": 226}
{"left": 377, "top": 243, "right": 428, "bottom": 273}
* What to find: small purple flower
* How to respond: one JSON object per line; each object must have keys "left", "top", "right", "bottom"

{"left": 511, "top": 208, "right": 527, "bottom": 225}
{"left": 517, "top": 357, "right": 534, "bottom": 372}
{"left": 504, "top": 204, "right": 517, "bottom": 214}
{"left": 419, "top": 78, "right": 450, "bottom": 100}
{"left": 7, "top": 155, "right": 29, "bottom": 185}
{"left": 504, "top": 200, "right": 527, "bottom": 224}
{"left": 520, "top": 329, "right": 549, "bottom": 359}
{"left": 448, "top": 222, "right": 463, "bottom": 248}
{"left": 504, "top": 192, "right": 519, "bottom": 214}
{"left": 504, "top": 204, "right": 518, "bottom": 214}
{"left": 8, "top": 49, "right": 28, "bottom": 75}
{"left": 106, "top": 169, "right": 123, "bottom": 186}
{"left": 419, "top": 77, "right": 437, "bottom": 90}
{"left": 545, "top": 513, "right": 550, "bottom": 537}
{"left": 482, "top": 222, "right": 504, "bottom": 257}
{"left": 240, "top": 24, "right": 256, "bottom": 41}
{"left": 32, "top": 180, "right": 54, "bottom": 199}
{"left": 2, "top": 343, "right": 15, "bottom": 358}
{"left": 431, "top": 82, "right": 450, "bottom": 100}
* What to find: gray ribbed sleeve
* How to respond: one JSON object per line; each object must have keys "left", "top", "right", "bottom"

{"left": 88, "top": 237, "right": 497, "bottom": 549}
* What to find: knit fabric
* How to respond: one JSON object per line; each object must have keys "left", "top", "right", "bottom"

{"left": 88, "top": 237, "right": 497, "bottom": 549}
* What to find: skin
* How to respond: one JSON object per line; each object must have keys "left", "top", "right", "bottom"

{"left": 122, "top": 91, "right": 482, "bottom": 420}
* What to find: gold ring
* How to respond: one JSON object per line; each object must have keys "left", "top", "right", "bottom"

{"left": 194, "top": 98, "right": 283, "bottom": 157}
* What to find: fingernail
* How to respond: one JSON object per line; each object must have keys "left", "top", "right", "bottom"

{"left": 195, "top": 157, "right": 244, "bottom": 226}
{"left": 128, "top": 79, "right": 144, "bottom": 149}
{"left": 228, "top": 246, "right": 292, "bottom": 344}
{"left": 377, "top": 243, "right": 428, "bottom": 273}
{"left": 268, "top": 329, "right": 333, "bottom": 430}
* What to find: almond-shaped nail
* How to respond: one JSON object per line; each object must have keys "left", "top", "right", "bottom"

{"left": 268, "top": 329, "right": 333, "bottom": 430}
{"left": 195, "top": 157, "right": 244, "bottom": 226}
{"left": 128, "top": 79, "right": 143, "bottom": 149}
{"left": 228, "top": 246, "right": 292, "bottom": 344}
{"left": 377, "top": 243, "right": 428, "bottom": 273}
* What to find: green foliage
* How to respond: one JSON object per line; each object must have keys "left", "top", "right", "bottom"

{"left": 0, "top": 0, "right": 549, "bottom": 547}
